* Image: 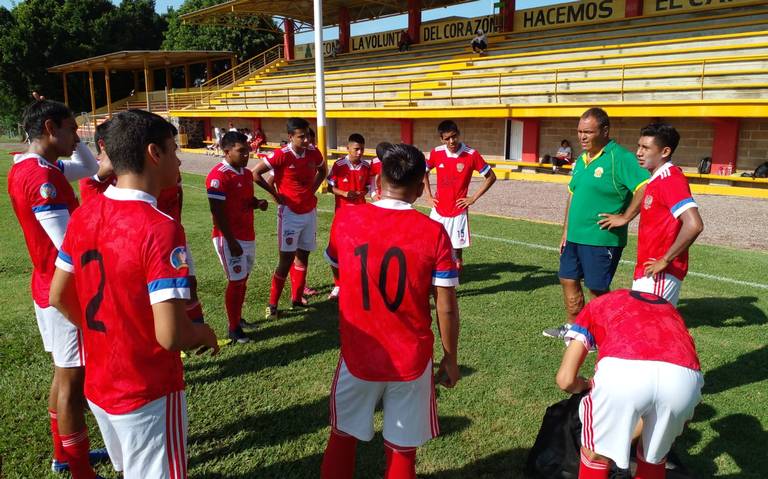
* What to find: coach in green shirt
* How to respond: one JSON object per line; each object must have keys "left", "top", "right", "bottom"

{"left": 543, "top": 108, "right": 650, "bottom": 339}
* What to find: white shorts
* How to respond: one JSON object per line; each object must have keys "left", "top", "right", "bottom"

{"left": 88, "top": 390, "right": 188, "bottom": 478}
{"left": 429, "top": 209, "right": 470, "bottom": 249}
{"left": 34, "top": 303, "right": 84, "bottom": 368}
{"left": 329, "top": 357, "right": 438, "bottom": 448}
{"left": 212, "top": 237, "right": 255, "bottom": 281}
{"left": 277, "top": 205, "right": 317, "bottom": 252}
{"left": 632, "top": 272, "right": 683, "bottom": 306}
{"left": 580, "top": 357, "right": 703, "bottom": 469}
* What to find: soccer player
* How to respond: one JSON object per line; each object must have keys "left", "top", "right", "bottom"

{"left": 597, "top": 124, "right": 703, "bottom": 305}
{"left": 556, "top": 289, "right": 703, "bottom": 479}
{"left": 79, "top": 121, "right": 116, "bottom": 203}
{"left": 49, "top": 110, "right": 219, "bottom": 479}
{"left": 207, "top": 131, "right": 268, "bottom": 343}
{"left": 8, "top": 99, "right": 104, "bottom": 478}
{"left": 320, "top": 143, "right": 461, "bottom": 479}
{"left": 544, "top": 108, "right": 650, "bottom": 339}
{"left": 327, "top": 133, "right": 371, "bottom": 209}
{"left": 251, "top": 118, "right": 327, "bottom": 317}
{"left": 423, "top": 120, "right": 497, "bottom": 272}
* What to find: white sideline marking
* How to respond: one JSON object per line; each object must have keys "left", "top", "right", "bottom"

{"left": 473, "top": 233, "right": 768, "bottom": 291}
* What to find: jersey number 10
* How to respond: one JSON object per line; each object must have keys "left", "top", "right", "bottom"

{"left": 354, "top": 244, "right": 407, "bottom": 313}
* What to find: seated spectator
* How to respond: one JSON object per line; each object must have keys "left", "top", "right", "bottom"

{"left": 471, "top": 29, "right": 488, "bottom": 54}
{"left": 398, "top": 30, "right": 412, "bottom": 52}
{"left": 251, "top": 127, "right": 267, "bottom": 152}
{"left": 552, "top": 139, "right": 573, "bottom": 172}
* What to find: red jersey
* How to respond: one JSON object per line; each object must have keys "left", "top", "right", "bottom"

{"left": 56, "top": 186, "right": 190, "bottom": 414}
{"left": 427, "top": 144, "right": 491, "bottom": 217}
{"left": 327, "top": 157, "right": 372, "bottom": 209}
{"left": 205, "top": 161, "right": 255, "bottom": 241}
{"left": 370, "top": 157, "right": 382, "bottom": 196}
{"left": 157, "top": 176, "right": 183, "bottom": 223}
{"left": 79, "top": 173, "right": 117, "bottom": 203}
{"left": 8, "top": 154, "right": 79, "bottom": 307}
{"left": 325, "top": 199, "right": 458, "bottom": 381}
{"left": 635, "top": 163, "right": 697, "bottom": 281}
{"left": 566, "top": 289, "right": 700, "bottom": 370}
{"left": 264, "top": 145, "right": 324, "bottom": 214}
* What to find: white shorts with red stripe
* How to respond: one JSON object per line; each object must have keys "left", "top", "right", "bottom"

{"left": 34, "top": 303, "right": 84, "bottom": 368}
{"left": 632, "top": 272, "right": 683, "bottom": 306}
{"left": 88, "top": 390, "right": 188, "bottom": 478}
{"left": 212, "top": 237, "right": 255, "bottom": 281}
{"left": 429, "top": 209, "right": 470, "bottom": 249}
{"left": 277, "top": 205, "right": 317, "bottom": 252}
{"left": 580, "top": 357, "right": 703, "bottom": 469}
{"left": 329, "top": 357, "right": 438, "bottom": 448}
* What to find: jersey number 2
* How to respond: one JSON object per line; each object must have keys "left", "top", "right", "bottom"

{"left": 354, "top": 244, "right": 407, "bottom": 312}
{"left": 81, "top": 250, "right": 107, "bottom": 332}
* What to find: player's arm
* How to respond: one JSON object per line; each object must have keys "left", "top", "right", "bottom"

{"left": 456, "top": 168, "right": 496, "bottom": 209}
{"left": 94, "top": 154, "right": 114, "bottom": 182}
{"left": 597, "top": 183, "right": 647, "bottom": 230}
{"left": 49, "top": 267, "right": 83, "bottom": 328}
{"left": 556, "top": 340, "right": 591, "bottom": 394}
{"left": 644, "top": 207, "right": 704, "bottom": 277}
{"left": 208, "top": 198, "right": 243, "bottom": 256}
{"left": 251, "top": 159, "right": 281, "bottom": 203}
{"left": 560, "top": 193, "right": 572, "bottom": 254}
{"left": 435, "top": 285, "right": 460, "bottom": 388}
{"left": 60, "top": 142, "right": 99, "bottom": 181}
{"left": 153, "top": 299, "right": 219, "bottom": 354}
{"left": 423, "top": 169, "right": 437, "bottom": 207}
{"left": 312, "top": 157, "right": 328, "bottom": 193}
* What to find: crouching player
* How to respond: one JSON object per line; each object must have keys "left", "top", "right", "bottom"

{"left": 320, "top": 144, "right": 461, "bottom": 479}
{"left": 556, "top": 289, "right": 703, "bottom": 479}
{"left": 50, "top": 110, "right": 219, "bottom": 478}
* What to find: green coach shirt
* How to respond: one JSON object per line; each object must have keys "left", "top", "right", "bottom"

{"left": 567, "top": 140, "right": 650, "bottom": 247}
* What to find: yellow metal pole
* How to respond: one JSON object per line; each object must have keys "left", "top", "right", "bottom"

{"left": 88, "top": 69, "right": 97, "bottom": 131}
{"left": 62, "top": 73, "right": 69, "bottom": 106}
{"left": 144, "top": 59, "right": 151, "bottom": 111}
{"left": 104, "top": 67, "right": 112, "bottom": 118}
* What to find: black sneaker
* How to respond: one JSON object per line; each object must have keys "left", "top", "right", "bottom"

{"left": 239, "top": 318, "right": 257, "bottom": 330}
{"left": 228, "top": 327, "right": 250, "bottom": 344}
{"left": 542, "top": 323, "right": 571, "bottom": 339}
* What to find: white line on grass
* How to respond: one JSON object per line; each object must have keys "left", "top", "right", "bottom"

{"left": 473, "top": 233, "right": 768, "bottom": 291}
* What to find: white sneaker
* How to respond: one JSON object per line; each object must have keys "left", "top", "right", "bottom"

{"left": 328, "top": 286, "right": 340, "bottom": 299}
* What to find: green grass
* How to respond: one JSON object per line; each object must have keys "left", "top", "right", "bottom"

{"left": 1, "top": 151, "right": 767, "bottom": 478}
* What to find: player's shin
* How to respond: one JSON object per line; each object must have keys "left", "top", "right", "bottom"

{"left": 269, "top": 274, "right": 287, "bottom": 308}
{"left": 384, "top": 441, "right": 417, "bottom": 479}
{"left": 225, "top": 279, "right": 247, "bottom": 331}
{"left": 60, "top": 428, "right": 96, "bottom": 479}
{"left": 49, "top": 409, "right": 67, "bottom": 463}
{"left": 290, "top": 263, "right": 308, "bottom": 303}
{"left": 321, "top": 429, "right": 357, "bottom": 479}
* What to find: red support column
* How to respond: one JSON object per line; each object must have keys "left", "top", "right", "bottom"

{"left": 625, "top": 0, "right": 643, "bottom": 18}
{"left": 407, "top": 0, "right": 421, "bottom": 44}
{"left": 283, "top": 19, "right": 295, "bottom": 61}
{"left": 203, "top": 117, "right": 212, "bottom": 141}
{"left": 251, "top": 118, "right": 262, "bottom": 132}
{"left": 521, "top": 118, "right": 540, "bottom": 163}
{"left": 503, "top": 0, "right": 516, "bottom": 33}
{"left": 400, "top": 119, "right": 414, "bottom": 144}
{"left": 710, "top": 118, "right": 740, "bottom": 174}
{"left": 339, "top": 7, "right": 351, "bottom": 53}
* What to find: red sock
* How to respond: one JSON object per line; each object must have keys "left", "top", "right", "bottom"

{"left": 269, "top": 274, "right": 286, "bottom": 307}
{"left": 60, "top": 429, "right": 95, "bottom": 479}
{"left": 579, "top": 451, "right": 610, "bottom": 479}
{"left": 290, "top": 264, "right": 308, "bottom": 302}
{"left": 384, "top": 441, "right": 417, "bottom": 479}
{"left": 225, "top": 280, "right": 247, "bottom": 331}
{"left": 48, "top": 409, "right": 66, "bottom": 463}
{"left": 321, "top": 429, "right": 357, "bottom": 479}
{"left": 635, "top": 454, "right": 666, "bottom": 479}
{"left": 186, "top": 300, "right": 204, "bottom": 324}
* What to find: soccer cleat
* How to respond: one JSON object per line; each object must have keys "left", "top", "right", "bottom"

{"left": 51, "top": 447, "right": 110, "bottom": 473}
{"left": 239, "top": 318, "right": 257, "bottom": 330}
{"left": 328, "top": 286, "right": 340, "bottom": 300}
{"left": 304, "top": 286, "right": 319, "bottom": 296}
{"left": 290, "top": 297, "right": 309, "bottom": 310}
{"left": 542, "top": 323, "right": 571, "bottom": 339}
{"left": 228, "top": 327, "right": 250, "bottom": 344}
{"left": 265, "top": 306, "right": 279, "bottom": 320}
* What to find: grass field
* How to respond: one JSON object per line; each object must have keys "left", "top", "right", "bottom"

{"left": 1, "top": 151, "right": 767, "bottom": 478}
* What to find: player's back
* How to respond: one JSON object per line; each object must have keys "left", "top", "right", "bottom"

{"left": 59, "top": 188, "right": 186, "bottom": 414}
{"left": 327, "top": 200, "right": 457, "bottom": 382}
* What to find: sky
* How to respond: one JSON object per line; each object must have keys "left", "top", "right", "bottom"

{"left": 0, "top": 0, "right": 563, "bottom": 45}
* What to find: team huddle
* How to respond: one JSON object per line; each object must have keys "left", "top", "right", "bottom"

{"left": 8, "top": 100, "right": 704, "bottom": 479}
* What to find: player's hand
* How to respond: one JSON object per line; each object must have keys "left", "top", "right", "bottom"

{"left": 435, "top": 357, "right": 460, "bottom": 388}
{"left": 597, "top": 213, "right": 628, "bottom": 230}
{"left": 271, "top": 193, "right": 285, "bottom": 205}
{"left": 559, "top": 233, "right": 567, "bottom": 255}
{"left": 643, "top": 257, "right": 669, "bottom": 277}
{"left": 228, "top": 240, "right": 243, "bottom": 257}
{"left": 195, "top": 324, "right": 220, "bottom": 356}
{"left": 345, "top": 191, "right": 360, "bottom": 200}
{"left": 455, "top": 197, "right": 475, "bottom": 209}
{"left": 252, "top": 198, "right": 269, "bottom": 211}
{"left": 427, "top": 196, "right": 439, "bottom": 207}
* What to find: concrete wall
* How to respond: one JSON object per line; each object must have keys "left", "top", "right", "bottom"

{"left": 334, "top": 118, "right": 401, "bottom": 151}
{"left": 413, "top": 118, "right": 506, "bottom": 159}
{"left": 738, "top": 119, "right": 768, "bottom": 171}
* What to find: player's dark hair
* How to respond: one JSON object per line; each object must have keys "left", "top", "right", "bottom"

{"left": 381, "top": 144, "right": 426, "bottom": 188}
{"left": 348, "top": 133, "right": 365, "bottom": 145}
{"left": 287, "top": 117, "right": 310, "bottom": 134}
{"left": 581, "top": 107, "right": 610, "bottom": 130}
{"left": 640, "top": 123, "right": 680, "bottom": 155}
{"left": 375, "top": 141, "right": 393, "bottom": 160}
{"left": 437, "top": 120, "right": 459, "bottom": 137}
{"left": 22, "top": 100, "right": 73, "bottom": 141}
{"left": 94, "top": 120, "right": 111, "bottom": 154}
{"left": 221, "top": 131, "right": 248, "bottom": 150}
{"left": 105, "top": 110, "right": 177, "bottom": 175}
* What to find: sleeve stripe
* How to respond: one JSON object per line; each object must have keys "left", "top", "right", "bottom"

{"left": 433, "top": 277, "right": 459, "bottom": 287}
{"left": 147, "top": 277, "right": 191, "bottom": 293}
{"left": 327, "top": 178, "right": 336, "bottom": 186}
{"left": 55, "top": 257, "right": 74, "bottom": 273}
{"left": 32, "top": 204, "right": 68, "bottom": 213}
{"left": 633, "top": 178, "right": 649, "bottom": 193}
{"left": 565, "top": 324, "right": 595, "bottom": 350}
{"left": 324, "top": 249, "right": 339, "bottom": 268}
{"left": 479, "top": 164, "right": 491, "bottom": 175}
{"left": 57, "top": 250, "right": 73, "bottom": 266}
{"left": 670, "top": 197, "right": 696, "bottom": 215}
{"left": 433, "top": 270, "right": 459, "bottom": 279}
{"left": 207, "top": 193, "right": 226, "bottom": 200}
{"left": 149, "top": 288, "right": 191, "bottom": 304}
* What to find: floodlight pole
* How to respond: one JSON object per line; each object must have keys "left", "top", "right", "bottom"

{"left": 313, "top": 0, "right": 327, "bottom": 161}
